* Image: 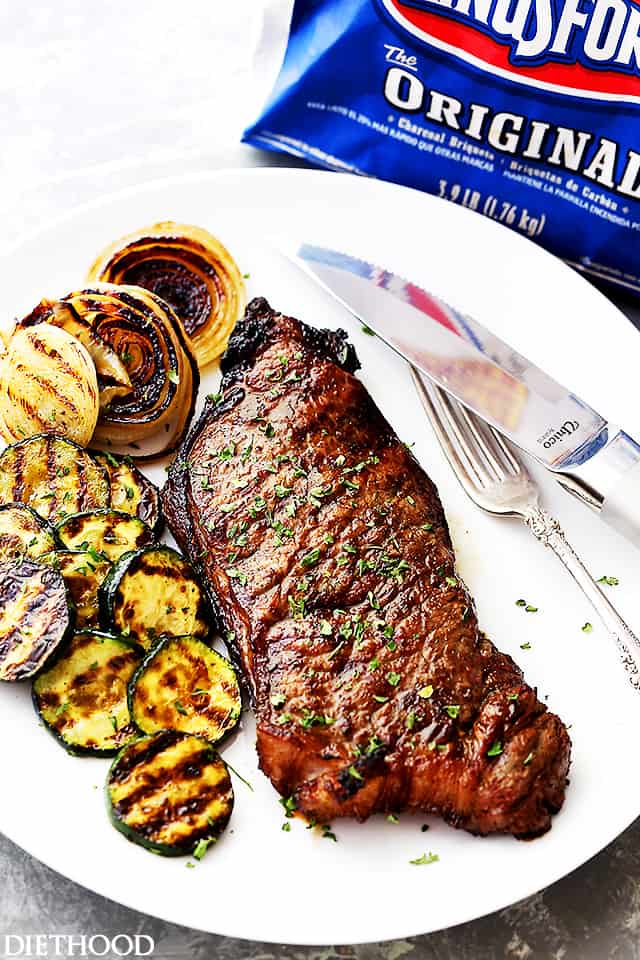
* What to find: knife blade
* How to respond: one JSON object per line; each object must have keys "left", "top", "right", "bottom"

{"left": 280, "top": 241, "right": 640, "bottom": 548}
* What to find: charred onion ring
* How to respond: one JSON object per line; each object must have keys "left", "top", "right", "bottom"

{"left": 87, "top": 222, "right": 246, "bottom": 369}
{"left": 19, "top": 297, "right": 132, "bottom": 409}
{"left": 38, "top": 284, "right": 198, "bottom": 460}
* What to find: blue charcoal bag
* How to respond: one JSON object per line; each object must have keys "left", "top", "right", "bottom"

{"left": 243, "top": 0, "right": 640, "bottom": 295}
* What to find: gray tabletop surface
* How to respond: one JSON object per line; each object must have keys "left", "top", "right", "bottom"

{"left": 2, "top": 3, "right": 640, "bottom": 957}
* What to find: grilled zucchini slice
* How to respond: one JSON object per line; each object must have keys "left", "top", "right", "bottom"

{"left": 100, "top": 546, "right": 210, "bottom": 649}
{"left": 0, "top": 559, "right": 73, "bottom": 681}
{"left": 92, "top": 451, "right": 164, "bottom": 536}
{"left": 41, "top": 550, "right": 111, "bottom": 628}
{"left": 0, "top": 435, "right": 110, "bottom": 524}
{"left": 33, "top": 629, "right": 142, "bottom": 755}
{"left": 106, "top": 730, "right": 233, "bottom": 856}
{"left": 56, "top": 509, "right": 155, "bottom": 563}
{"left": 129, "top": 635, "right": 241, "bottom": 744}
{"left": 0, "top": 503, "right": 56, "bottom": 562}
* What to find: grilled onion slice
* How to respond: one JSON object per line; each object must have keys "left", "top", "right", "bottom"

{"left": 18, "top": 298, "right": 132, "bottom": 409}
{"left": 40, "top": 284, "right": 199, "bottom": 459}
{"left": 87, "top": 222, "right": 246, "bottom": 368}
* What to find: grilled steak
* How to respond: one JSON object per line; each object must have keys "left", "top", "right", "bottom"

{"left": 163, "top": 297, "right": 570, "bottom": 838}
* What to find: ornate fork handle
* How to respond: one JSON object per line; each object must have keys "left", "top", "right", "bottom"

{"left": 523, "top": 506, "right": 640, "bottom": 691}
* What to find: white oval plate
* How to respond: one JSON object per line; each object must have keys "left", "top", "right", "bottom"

{"left": 1, "top": 169, "right": 639, "bottom": 946}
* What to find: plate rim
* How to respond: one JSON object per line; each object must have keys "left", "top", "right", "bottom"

{"left": 0, "top": 165, "right": 637, "bottom": 945}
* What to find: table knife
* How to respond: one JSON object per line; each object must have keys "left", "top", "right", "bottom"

{"left": 280, "top": 242, "right": 640, "bottom": 548}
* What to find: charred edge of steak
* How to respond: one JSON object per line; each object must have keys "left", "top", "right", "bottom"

{"left": 335, "top": 747, "right": 388, "bottom": 801}
{"left": 220, "top": 297, "right": 360, "bottom": 386}
{"left": 161, "top": 390, "right": 246, "bottom": 676}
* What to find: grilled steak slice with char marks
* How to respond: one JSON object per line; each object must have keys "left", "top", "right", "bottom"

{"left": 162, "top": 297, "right": 570, "bottom": 838}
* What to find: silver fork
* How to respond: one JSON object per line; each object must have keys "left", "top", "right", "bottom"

{"left": 411, "top": 368, "right": 640, "bottom": 691}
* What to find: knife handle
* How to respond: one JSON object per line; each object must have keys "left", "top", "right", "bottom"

{"left": 524, "top": 506, "right": 640, "bottom": 691}
{"left": 558, "top": 431, "right": 640, "bottom": 548}
{"left": 601, "top": 457, "right": 640, "bottom": 547}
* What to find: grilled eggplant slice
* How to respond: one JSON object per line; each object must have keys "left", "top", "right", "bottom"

{"left": 106, "top": 729, "right": 233, "bottom": 855}
{"left": 129, "top": 635, "right": 241, "bottom": 744}
{"left": 56, "top": 510, "right": 155, "bottom": 563}
{"left": 41, "top": 550, "right": 111, "bottom": 629}
{"left": 100, "top": 545, "right": 210, "bottom": 649}
{"left": 0, "top": 503, "right": 57, "bottom": 562}
{"left": 92, "top": 451, "right": 164, "bottom": 536}
{"left": 33, "top": 630, "right": 142, "bottom": 755}
{"left": 0, "top": 435, "right": 110, "bottom": 524}
{"left": 0, "top": 559, "right": 73, "bottom": 681}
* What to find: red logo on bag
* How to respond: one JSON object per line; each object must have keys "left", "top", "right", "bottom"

{"left": 382, "top": 0, "right": 640, "bottom": 100}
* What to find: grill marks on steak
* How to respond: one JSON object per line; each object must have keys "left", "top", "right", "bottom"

{"left": 162, "top": 297, "right": 571, "bottom": 838}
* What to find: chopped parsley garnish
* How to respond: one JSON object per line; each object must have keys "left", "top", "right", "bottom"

{"left": 86, "top": 546, "right": 107, "bottom": 564}
{"left": 288, "top": 596, "right": 306, "bottom": 619}
{"left": 174, "top": 700, "right": 188, "bottom": 716}
{"left": 348, "top": 765, "right": 364, "bottom": 781}
{"left": 520, "top": 642, "right": 531, "bottom": 650}
{"left": 319, "top": 619, "right": 332, "bottom": 636}
{"left": 444, "top": 705, "right": 460, "bottom": 719}
{"left": 418, "top": 685, "right": 434, "bottom": 699}
{"left": 282, "top": 822, "right": 291, "bottom": 832}
{"left": 369, "top": 656, "right": 380, "bottom": 671}
{"left": 167, "top": 368, "right": 180, "bottom": 385}
{"left": 193, "top": 837, "right": 215, "bottom": 861}
{"left": 409, "top": 851, "right": 439, "bottom": 866}
{"left": 523, "top": 751, "right": 534, "bottom": 766}
{"left": 406, "top": 712, "right": 416, "bottom": 730}
{"left": 421, "top": 523, "right": 433, "bottom": 532}
{"left": 280, "top": 795, "right": 296, "bottom": 818}
{"left": 445, "top": 576, "right": 457, "bottom": 587}
{"left": 507, "top": 693, "right": 519, "bottom": 702}
{"left": 387, "top": 813, "right": 400, "bottom": 824}
{"left": 322, "top": 825, "right": 337, "bottom": 841}
{"left": 274, "top": 484, "right": 292, "bottom": 498}
{"left": 373, "top": 694, "right": 389, "bottom": 704}
{"left": 386, "top": 671, "right": 401, "bottom": 687}
{"left": 300, "top": 711, "right": 335, "bottom": 729}
{"left": 598, "top": 575, "right": 619, "bottom": 586}
{"left": 341, "top": 478, "right": 360, "bottom": 492}
{"left": 361, "top": 324, "right": 375, "bottom": 336}
{"left": 301, "top": 548, "right": 321, "bottom": 568}
{"left": 54, "top": 701, "right": 70, "bottom": 718}
{"left": 515, "top": 597, "right": 538, "bottom": 612}
{"left": 271, "top": 693, "right": 286, "bottom": 708}
{"left": 227, "top": 567, "right": 248, "bottom": 586}
{"left": 581, "top": 622, "right": 593, "bottom": 633}
{"left": 335, "top": 455, "right": 346, "bottom": 467}
{"left": 487, "top": 740, "right": 503, "bottom": 757}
